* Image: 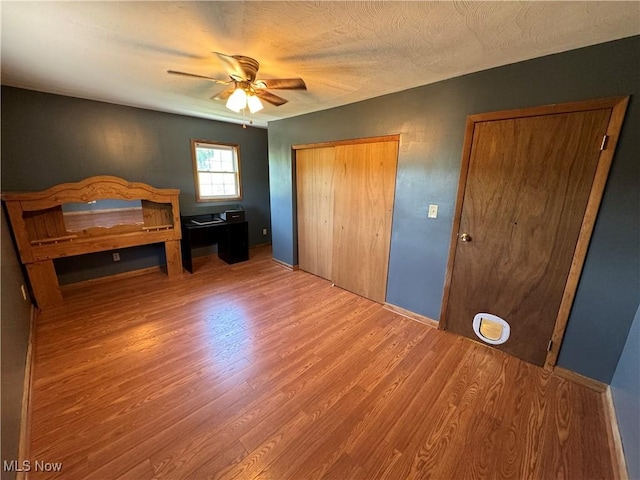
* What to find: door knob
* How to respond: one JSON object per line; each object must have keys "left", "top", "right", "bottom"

{"left": 459, "top": 233, "right": 472, "bottom": 242}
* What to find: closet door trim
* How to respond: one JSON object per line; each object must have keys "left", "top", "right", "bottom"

{"left": 292, "top": 134, "right": 400, "bottom": 151}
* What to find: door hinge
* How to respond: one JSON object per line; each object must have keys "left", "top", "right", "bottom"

{"left": 600, "top": 135, "right": 608, "bottom": 151}
{"left": 547, "top": 340, "right": 553, "bottom": 352}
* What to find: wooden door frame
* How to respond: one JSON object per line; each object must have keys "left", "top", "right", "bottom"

{"left": 292, "top": 134, "right": 401, "bottom": 151}
{"left": 439, "top": 96, "right": 629, "bottom": 370}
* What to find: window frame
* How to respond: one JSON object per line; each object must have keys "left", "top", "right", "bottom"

{"left": 191, "top": 139, "right": 243, "bottom": 203}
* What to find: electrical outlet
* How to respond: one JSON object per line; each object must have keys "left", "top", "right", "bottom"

{"left": 262, "top": 228, "right": 268, "bottom": 235}
{"left": 428, "top": 204, "right": 438, "bottom": 219}
{"left": 112, "top": 252, "right": 121, "bottom": 262}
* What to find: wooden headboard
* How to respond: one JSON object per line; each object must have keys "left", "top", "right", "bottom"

{"left": 2, "top": 176, "right": 183, "bottom": 308}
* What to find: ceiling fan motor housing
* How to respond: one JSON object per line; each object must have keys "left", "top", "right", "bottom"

{"left": 232, "top": 55, "right": 260, "bottom": 82}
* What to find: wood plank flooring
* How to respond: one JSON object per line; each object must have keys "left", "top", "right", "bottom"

{"left": 27, "top": 246, "right": 615, "bottom": 479}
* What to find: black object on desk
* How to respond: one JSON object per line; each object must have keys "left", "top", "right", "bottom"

{"left": 181, "top": 213, "right": 249, "bottom": 273}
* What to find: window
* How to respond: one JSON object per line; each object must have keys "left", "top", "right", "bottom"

{"left": 191, "top": 140, "right": 242, "bottom": 202}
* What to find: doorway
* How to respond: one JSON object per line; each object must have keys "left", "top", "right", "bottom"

{"left": 441, "top": 97, "right": 629, "bottom": 368}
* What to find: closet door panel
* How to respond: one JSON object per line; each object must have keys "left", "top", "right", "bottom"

{"left": 296, "top": 147, "right": 336, "bottom": 279}
{"left": 332, "top": 141, "right": 398, "bottom": 303}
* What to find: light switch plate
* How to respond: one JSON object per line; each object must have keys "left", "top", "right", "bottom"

{"left": 428, "top": 204, "right": 438, "bottom": 218}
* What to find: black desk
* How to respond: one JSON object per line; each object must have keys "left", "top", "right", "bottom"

{"left": 181, "top": 215, "right": 249, "bottom": 273}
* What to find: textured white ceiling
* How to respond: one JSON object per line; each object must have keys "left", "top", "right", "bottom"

{"left": 2, "top": 1, "right": 639, "bottom": 127}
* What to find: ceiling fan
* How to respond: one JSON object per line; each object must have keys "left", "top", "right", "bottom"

{"left": 168, "top": 52, "right": 306, "bottom": 113}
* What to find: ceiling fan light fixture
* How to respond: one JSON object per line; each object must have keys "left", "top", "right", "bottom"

{"left": 226, "top": 87, "right": 247, "bottom": 112}
{"left": 247, "top": 94, "right": 264, "bottom": 113}
{"left": 170, "top": 52, "right": 306, "bottom": 114}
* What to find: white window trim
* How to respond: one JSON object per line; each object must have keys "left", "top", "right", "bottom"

{"left": 191, "top": 139, "right": 242, "bottom": 202}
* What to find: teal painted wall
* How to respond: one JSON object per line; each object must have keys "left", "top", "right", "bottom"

{"left": 611, "top": 304, "right": 640, "bottom": 480}
{"left": 268, "top": 36, "right": 640, "bottom": 383}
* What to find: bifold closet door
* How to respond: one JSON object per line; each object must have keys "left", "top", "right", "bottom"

{"left": 296, "top": 146, "right": 335, "bottom": 280}
{"left": 332, "top": 141, "right": 398, "bottom": 303}
{"left": 296, "top": 139, "right": 398, "bottom": 303}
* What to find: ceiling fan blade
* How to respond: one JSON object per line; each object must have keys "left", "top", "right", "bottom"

{"left": 167, "top": 70, "right": 229, "bottom": 85}
{"left": 255, "top": 90, "right": 288, "bottom": 107}
{"left": 214, "top": 52, "right": 260, "bottom": 82}
{"left": 212, "top": 88, "right": 235, "bottom": 101}
{"left": 255, "top": 78, "right": 307, "bottom": 90}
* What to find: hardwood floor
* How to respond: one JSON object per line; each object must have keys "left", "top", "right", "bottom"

{"left": 27, "top": 246, "right": 615, "bottom": 479}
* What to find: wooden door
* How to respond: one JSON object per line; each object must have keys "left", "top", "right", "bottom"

{"left": 442, "top": 98, "right": 628, "bottom": 367}
{"left": 332, "top": 141, "right": 398, "bottom": 303}
{"left": 296, "top": 147, "right": 336, "bottom": 280}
